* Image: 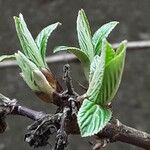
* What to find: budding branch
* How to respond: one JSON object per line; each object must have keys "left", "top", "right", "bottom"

{"left": 0, "top": 64, "right": 150, "bottom": 150}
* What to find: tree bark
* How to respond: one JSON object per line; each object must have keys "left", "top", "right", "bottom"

{"left": 2, "top": 103, "right": 150, "bottom": 149}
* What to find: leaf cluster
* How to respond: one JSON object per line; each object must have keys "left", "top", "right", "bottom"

{"left": 0, "top": 9, "right": 127, "bottom": 137}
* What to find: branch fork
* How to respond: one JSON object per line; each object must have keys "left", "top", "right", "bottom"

{"left": 0, "top": 64, "right": 150, "bottom": 150}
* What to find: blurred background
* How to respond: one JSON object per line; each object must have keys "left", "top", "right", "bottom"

{"left": 0, "top": 0, "right": 150, "bottom": 149}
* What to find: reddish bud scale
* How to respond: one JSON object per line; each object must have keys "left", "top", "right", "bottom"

{"left": 35, "top": 68, "right": 63, "bottom": 104}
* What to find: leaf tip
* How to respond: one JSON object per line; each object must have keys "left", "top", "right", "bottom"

{"left": 122, "top": 40, "right": 128, "bottom": 45}
{"left": 78, "top": 8, "right": 86, "bottom": 16}
{"left": 112, "top": 21, "right": 119, "bottom": 25}
{"left": 53, "top": 46, "right": 59, "bottom": 53}
{"left": 19, "top": 13, "right": 23, "bottom": 19}
{"left": 58, "top": 22, "right": 62, "bottom": 26}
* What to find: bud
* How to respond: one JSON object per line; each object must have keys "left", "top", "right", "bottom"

{"left": 12, "top": 14, "right": 62, "bottom": 104}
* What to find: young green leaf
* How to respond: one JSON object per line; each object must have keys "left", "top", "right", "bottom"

{"left": 88, "top": 55, "right": 100, "bottom": 82}
{"left": 77, "top": 9, "right": 94, "bottom": 61}
{"left": 105, "top": 41, "right": 115, "bottom": 64}
{"left": 92, "top": 21, "right": 118, "bottom": 55}
{"left": 77, "top": 99, "right": 112, "bottom": 137}
{"left": 54, "top": 46, "right": 90, "bottom": 65}
{"left": 88, "top": 40, "right": 115, "bottom": 82}
{"left": 87, "top": 40, "right": 106, "bottom": 99}
{"left": 54, "top": 46, "right": 90, "bottom": 79}
{"left": 35, "top": 22, "right": 61, "bottom": 66}
{"left": 95, "top": 40, "right": 127, "bottom": 105}
{"left": 15, "top": 51, "right": 53, "bottom": 95}
{"left": 0, "top": 55, "right": 15, "bottom": 62}
{"left": 15, "top": 51, "right": 40, "bottom": 91}
{"left": 14, "top": 14, "right": 45, "bottom": 68}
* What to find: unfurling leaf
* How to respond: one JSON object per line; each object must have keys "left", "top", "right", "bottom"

{"left": 53, "top": 9, "right": 95, "bottom": 80}
{"left": 15, "top": 51, "right": 55, "bottom": 103}
{"left": 54, "top": 46, "right": 89, "bottom": 65}
{"left": 77, "top": 40, "right": 126, "bottom": 137}
{"left": 54, "top": 10, "right": 118, "bottom": 82}
{"left": 92, "top": 21, "right": 118, "bottom": 55}
{"left": 35, "top": 22, "right": 61, "bottom": 66}
{"left": 96, "top": 40, "right": 127, "bottom": 105}
{"left": 54, "top": 46, "right": 90, "bottom": 79}
{"left": 77, "top": 40, "right": 108, "bottom": 137}
{"left": 87, "top": 40, "right": 106, "bottom": 99}
{"left": 77, "top": 9, "right": 94, "bottom": 61}
{"left": 77, "top": 99, "right": 112, "bottom": 137}
{"left": 14, "top": 14, "right": 45, "bottom": 68}
{"left": 15, "top": 51, "right": 42, "bottom": 91}
{"left": 12, "top": 14, "right": 63, "bottom": 103}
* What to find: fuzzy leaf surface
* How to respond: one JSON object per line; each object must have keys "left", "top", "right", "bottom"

{"left": 77, "top": 9, "right": 94, "bottom": 61}
{"left": 95, "top": 41, "right": 127, "bottom": 105}
{"left": 54, "top": 46, "right": 90, "bottom": 79}
{"left": 35, "top": 22, "right": 61, "bottom": 66}
{"left": 87, "top": 40, "right": 106, "bottom": 98}
{"left": 92, "top": 21, "right": 118, "bottom": 55}
{"left": 77, "top": 99, "right": 112, "bottom": 137}
{"left": 14, "top": 14, "right": 45, "bottom": 68}
{"left": 15, "top": 51, "right": 40, "bottom": 91}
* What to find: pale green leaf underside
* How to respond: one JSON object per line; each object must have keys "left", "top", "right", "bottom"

{"left": 89, "top": 55, "right": 100, "bottom": 82}
{"left": 89, "top": 41, "right": 115, "bottom": 83}
{"left": 87, "top": 40, "right": 106, "bottom": 99}
{"left": 54, "top": 46, "right": 90, "bottom": 79}
{"left": 95, "top": 41, "right": 127, "bottom": 105}
{"left": 14, "top": 14, "right": 45, "bottom": 68}
{"left": 92, "top": 21, "right": 119, "bottom": 55}
{"left": 77, "top": 9, "right": 94, "bottom": 61}
{"left": 15, "top": 51, "right": 40, "bottom": 91}
{"left": 0, "top": 55, "right": 15, "bottom": 62}
{"left": 77, "top": 99, "right": 112, "bottom": 137}
{"left": 35, "top": 22, "right": 61, "bottom": 66}
{"left": 15, "top": 51, "right": 53, "bottom": 94}
{"left": 54, "top": 46, "right": 90, "bottom": 64}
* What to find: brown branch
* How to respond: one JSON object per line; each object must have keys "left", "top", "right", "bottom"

{"left": 1, "top": 40, "right": 150, "bottom": 69}
{"left": 3, "top": 104, "right": 150, "bottom": 149}
{"left": 0, "top": 93, "right": 47, "bottom": 121}
{"left": 96, "top": 119, "right": 150, "bottom": 150}
{"left": 12, "top": 105, "right": 47, "bottom": 120}
{"left": 0, "top": 93, "right": 150, "bottom": 149}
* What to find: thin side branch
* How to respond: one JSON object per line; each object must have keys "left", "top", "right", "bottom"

{"left": 1, "top": 40, "right": 150, "bottom": 68}
{"left": 0, "top": 93, "right": 47, "bottom": 121}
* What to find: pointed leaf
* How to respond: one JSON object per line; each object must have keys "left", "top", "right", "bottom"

{"left": 54, "top": 46, "right": 90, "bottom": 80}
{"left": 54, "top": 46, "right": 90, "bottom": 65}
{"left": 15, "top": 51, "right": 40, "bottom": 91}
{"left": 89, "top": 40, "right": 115, "bottom": 82}
{"left": 92, "top": 21, "right": 118, "bottom": 55}
{"left": 96, "top": 41, "right": 127, "bottom": 105}
{"left": 88, "top": 55, "right": 100, "bottom": 82}
{"left": 15, "top": 51, "right": 53, "bottom": 95}
{"left": 14, "top": 14, "right": 45, "bottom": 68}
{"left": 77, "top": 9, "right": 94, "bottom": 61}
{"left": 105, "top": 41, "right": 115, "bottom": 64}
{"left": 35, "top": 22, "right": 61, "bottom": 66}
{"left": 77, "top": 99, "right": 112, "bottom": 137}
{"left": 87, "top": 40, "right": 106, "bottom": 99}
